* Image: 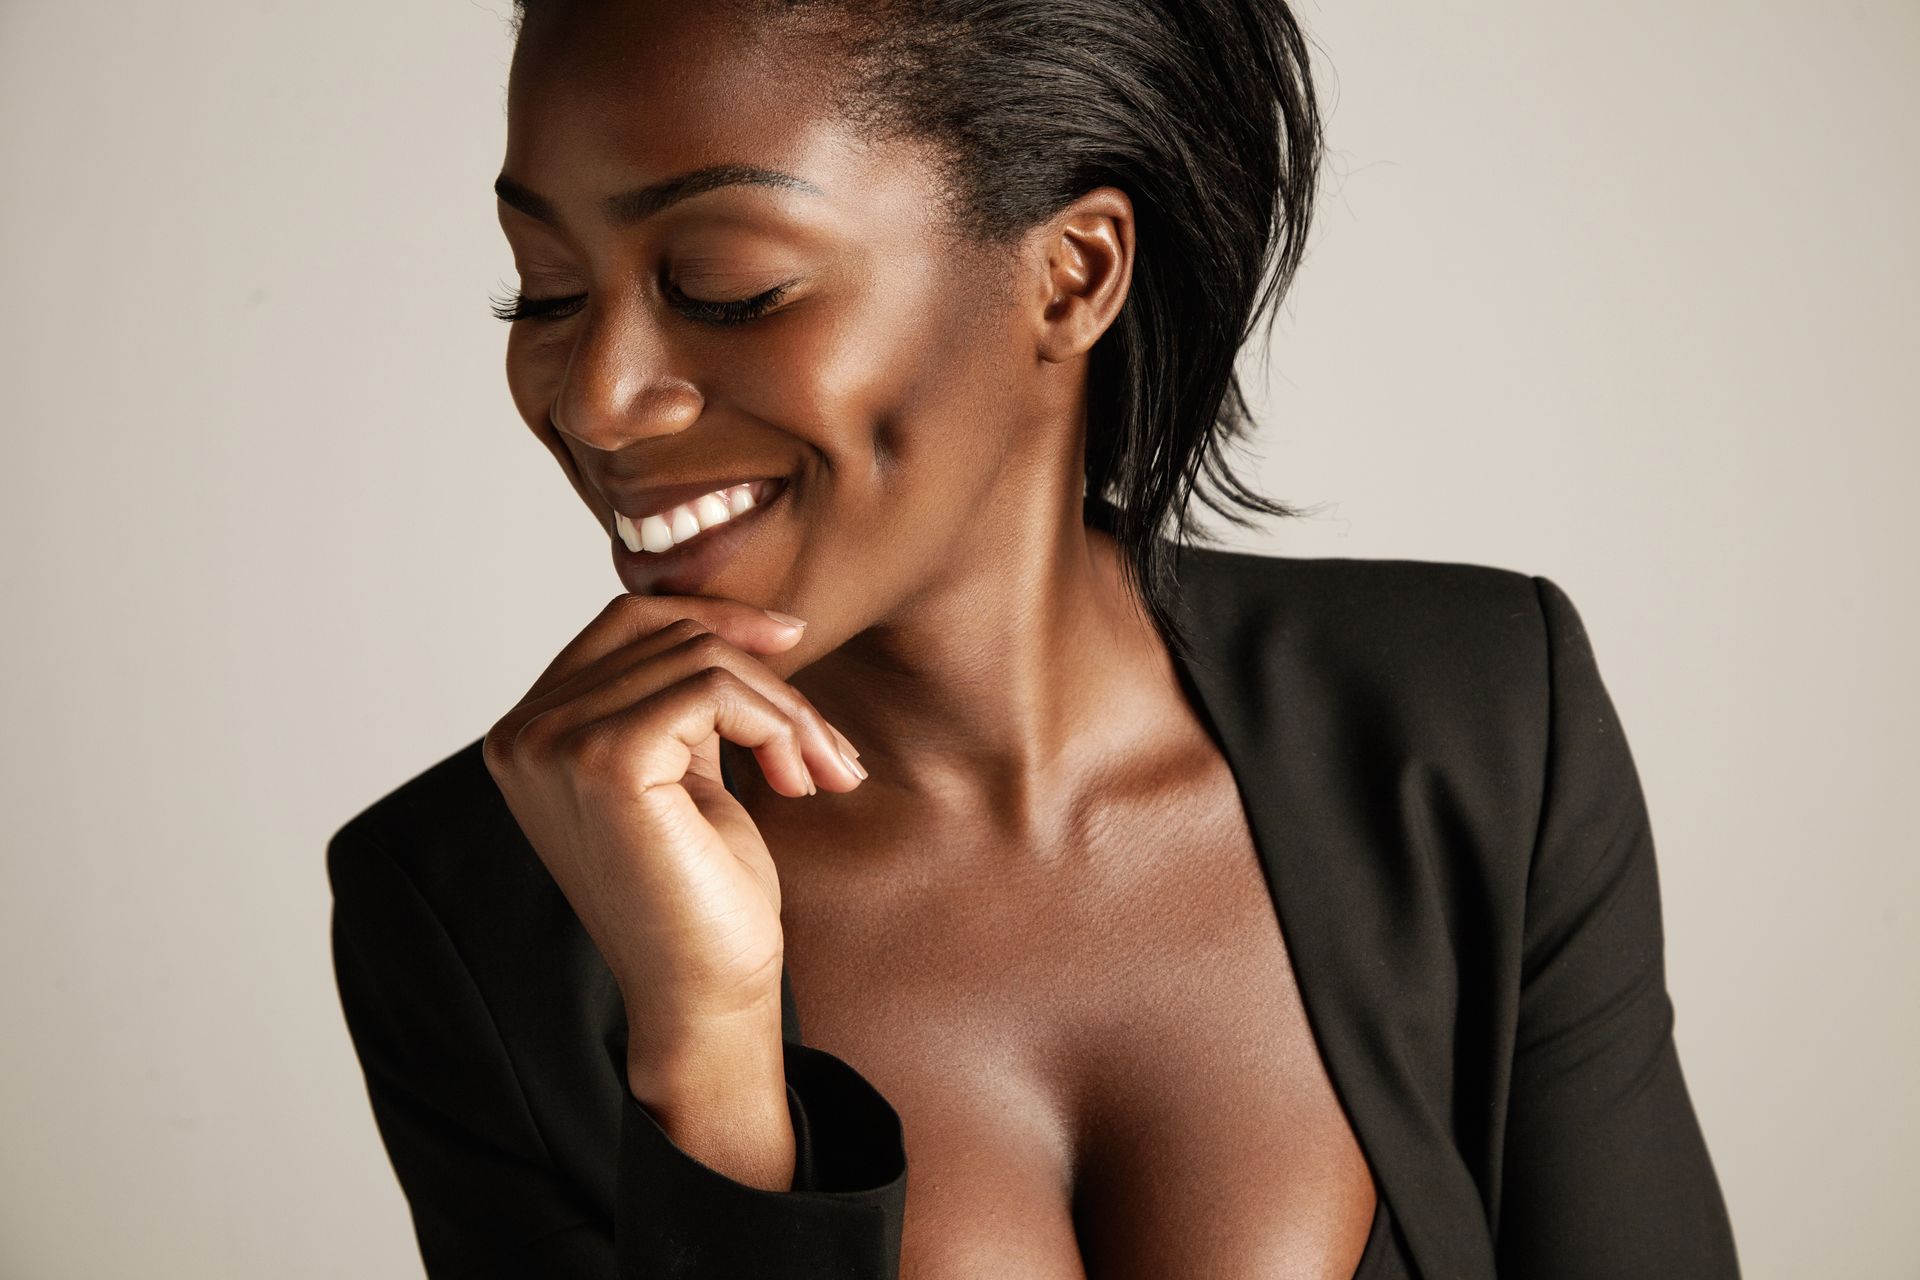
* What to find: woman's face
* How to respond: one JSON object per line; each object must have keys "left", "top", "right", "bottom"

{"left": 498, "top": 0, "right": 1091, "bottom": 634}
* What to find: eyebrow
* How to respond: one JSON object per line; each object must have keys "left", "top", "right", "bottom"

{"left": 493, "top": 165, "right": 827, "bottom": 226}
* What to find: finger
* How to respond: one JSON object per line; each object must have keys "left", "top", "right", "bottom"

{"left": 539, "top": 627, "right": 866, "bottom": 792}
{"left": 521, "top": 593, "right": 808, "bottom": 706}
{"left": 578, "top": 664, "right": 822, "bottom": 800}
{"left": 518, "top": 617, "right": 722, "bottom": 720}
{"left": 825, "top": 718, "right": 861, "bottom": 760}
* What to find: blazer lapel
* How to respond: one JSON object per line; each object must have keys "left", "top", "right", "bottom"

{"left": 1165, "top": 538, "right": 1495, "bottom": 1280}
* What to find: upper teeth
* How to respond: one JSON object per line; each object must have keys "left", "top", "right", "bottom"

{"left": 614, "top": 481, "right": 770, "bottom": 554}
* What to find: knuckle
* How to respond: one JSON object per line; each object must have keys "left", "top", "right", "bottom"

{"left": 554, "top": 720, "right": 616, "bottom": 774}
{"left": 683, "top": 629, "right": 735, "bottom": 665}
{"left": 779, "top": 712, "right": 806, "bottom": 753}
{"left": 784, "top": 692, "right": 830, "bottom": 745}
{"left": 792, "top": 688, "right": 828, "bottom": 726}
{"left": 602, "top": 592, "right": 651, "bottom": 622}
{"left": 480, "top": 720, "right": 515, "bottom": 774}
{"left": 659, "top": 616, "right": 711, "bottom": 645}
{"left": 513, "top": 704, "right": 572, "bottom": 757}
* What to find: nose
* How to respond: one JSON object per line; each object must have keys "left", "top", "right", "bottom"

{"left": 549, "top": 298, "right": 702, "bottom": 450}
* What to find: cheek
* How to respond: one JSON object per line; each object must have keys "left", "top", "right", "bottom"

{"left": 504, "top": 324, "right": 568, "bottom": 426}
{"left": 503, "top": 325, "right": 596, "bottom": 507}
{"left": 725, "top": 270, "right": 1024, "bottom": 493}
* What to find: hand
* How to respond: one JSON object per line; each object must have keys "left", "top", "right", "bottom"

{"left": 481, "top": 594, "right": 867, "bottom": 1072}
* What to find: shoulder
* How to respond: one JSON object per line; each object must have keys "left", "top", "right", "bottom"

{"left": 325, "top": 734, "right": 540, "bottom": 920}
{"left": 1170, "top": 542, "right": 1559, "bottom": 712}
{"left": 1169, "top": 543, "right": 1639, "bottom": 903}
{"left": 1168, "top": 546, "right": 1582, "bottom": 871}
{"left": 1175, "top": 540, "right": 1536, "bottom": 599}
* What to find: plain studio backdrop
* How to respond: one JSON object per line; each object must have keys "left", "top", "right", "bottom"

{"left": 1, "top": 2, "right": 1913, "bottom": 1277}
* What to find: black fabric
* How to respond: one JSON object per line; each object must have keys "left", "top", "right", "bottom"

{"left": 614, "top": 1043, "right": 906, "bottom": 1277}
{"left": 327, "top": 534, "right": 1739, "bottom": 1278}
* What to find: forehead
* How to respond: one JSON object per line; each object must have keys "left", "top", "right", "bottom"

{"left": 504, "top": 1, "right": 870, "bottom": 210}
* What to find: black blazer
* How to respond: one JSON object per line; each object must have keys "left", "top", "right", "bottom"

{"left": 327, "top": 538, "right": 1742, "bottom": 1278}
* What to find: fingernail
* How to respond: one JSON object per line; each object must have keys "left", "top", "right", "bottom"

{"left": 838, "top": 745, "right": 868, "bottom": 780}
{"left": 828, "top": 724, "right": 861, "bottom": 759}
{"left": 763, "top": 609, "right": 807, "bottom": 628}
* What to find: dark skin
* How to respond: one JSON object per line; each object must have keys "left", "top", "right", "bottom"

{"left": 486, "top": 2, "right": 1376, "bottom": 1275}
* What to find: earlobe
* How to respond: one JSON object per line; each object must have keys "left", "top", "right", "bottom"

{"left": 1033, "top": 186, "right": 1135, "bottom": 363}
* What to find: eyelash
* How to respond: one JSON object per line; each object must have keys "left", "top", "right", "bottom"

{"left": 487, "top": 281, "right": 792, "bottom": 327}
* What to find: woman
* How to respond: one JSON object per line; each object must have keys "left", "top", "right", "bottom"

{"left": 328, "top": 1, "right": 1742, "bottom": 1276}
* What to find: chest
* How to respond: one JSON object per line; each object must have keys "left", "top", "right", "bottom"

{"left": 771, "top": 759, "right": 1379, "bottom": 1280}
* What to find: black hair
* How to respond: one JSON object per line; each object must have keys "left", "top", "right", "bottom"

{"left": 511, "top": 0, "right": 1325, "bottom": 663}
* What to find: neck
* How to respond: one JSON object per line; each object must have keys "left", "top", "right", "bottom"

{"left": 774, "top": 492, "right": 1186, "bottom": 837}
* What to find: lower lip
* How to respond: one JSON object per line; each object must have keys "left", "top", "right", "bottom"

{"left": 611, "top": 479, "right": 791, "bottom": 595}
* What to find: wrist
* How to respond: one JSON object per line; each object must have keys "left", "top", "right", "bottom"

{"left": 625, "top": 1003, "right": 786, "bottom": 1107}
{"left": 625, "top": 1016, "right": 796, "bottom": 1191}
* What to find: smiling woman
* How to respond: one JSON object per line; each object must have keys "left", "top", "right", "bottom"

{"left": 487, "top": 0, "right": 1322, "bottom": 648}
{"left": 326, "top": 1, "right": 1742, "bottom": 1278}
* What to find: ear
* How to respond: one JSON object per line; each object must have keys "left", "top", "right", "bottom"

{"left": 1025, "top": 186, "right": 1135, "bottom": 364}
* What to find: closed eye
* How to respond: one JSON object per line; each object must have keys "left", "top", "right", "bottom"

{"left": 486, "top": 281, "right": 795, "bottom": 326}
{"left": 663, "top": 279, "right": 793, "bottom": 326}
{"left": 489, "top": 288, "right": 584, "bottom": 323}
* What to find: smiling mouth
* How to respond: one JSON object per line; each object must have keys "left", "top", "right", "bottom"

{"left": 612, "top": 477, "right": 788, "bottom": 555}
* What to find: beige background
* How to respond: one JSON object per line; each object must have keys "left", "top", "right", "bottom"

{"left": 2, "top": 2, "right": 1913, "bottom": 1276}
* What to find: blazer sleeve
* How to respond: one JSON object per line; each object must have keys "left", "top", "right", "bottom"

{"left": 327, "top": 822, "right": 908, "bottom": 1279}
{"left": 1495, "top": 576, "right": 1742, "bottom": 1277}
